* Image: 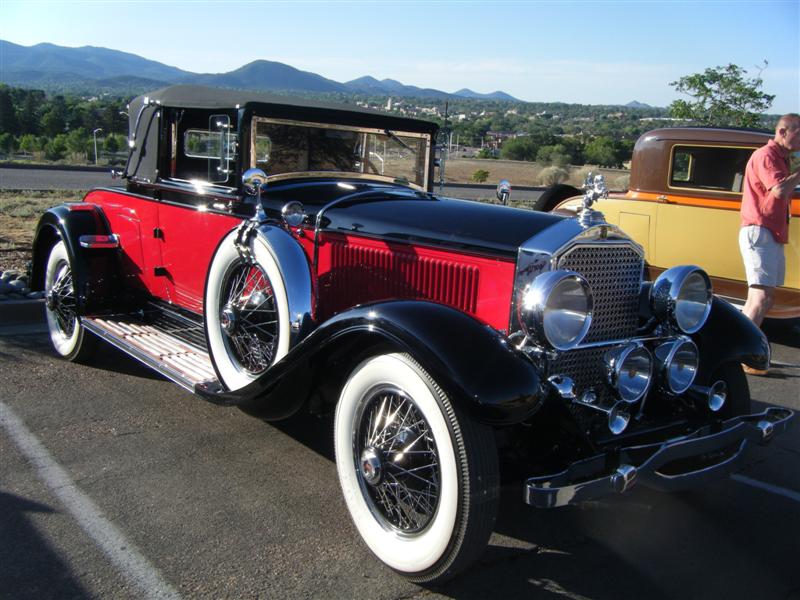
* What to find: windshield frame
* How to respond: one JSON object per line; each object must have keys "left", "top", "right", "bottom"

{"left": 249, "top": 116, "right": 432, "bottom": 190}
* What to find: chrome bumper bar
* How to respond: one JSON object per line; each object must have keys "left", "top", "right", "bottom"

{"left": 525, "top": 407, "right": 793, "bottom": 508}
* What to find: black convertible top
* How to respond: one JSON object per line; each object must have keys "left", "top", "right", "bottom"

{"left": 129, "top": 84, "right": 438, "bottom": 134}
{"left": 125, "top": 85, "right": 438, "bottom": 185}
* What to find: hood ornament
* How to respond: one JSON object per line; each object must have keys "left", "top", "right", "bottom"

{"left": 578, "top": 172, "right": 608, "bottom": 228}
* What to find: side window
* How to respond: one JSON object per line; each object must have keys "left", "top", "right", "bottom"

{"left": 669, "top": 145, "right": 754, "bottom": 193}
{"left": 182, "top": 114, "right": 238, "bottom": 183}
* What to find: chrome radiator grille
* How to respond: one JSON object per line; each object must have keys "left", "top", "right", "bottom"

{"left": 556, "top": 243, "right": 643, "bottom": 343}
{"left": 551, "top": 242, "right": 644, "bottom": 411}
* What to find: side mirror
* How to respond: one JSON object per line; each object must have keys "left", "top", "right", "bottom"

{"left": 496, "top": 179, "right": 512, "bottom": 205}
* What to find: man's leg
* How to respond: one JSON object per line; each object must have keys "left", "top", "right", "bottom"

{"left": 742, "top": 284, "right": 775, "bottom": 327}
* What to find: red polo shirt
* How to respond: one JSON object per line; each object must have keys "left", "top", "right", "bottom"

{"left": 741, "top": 138, "right": 791, "bottom": 244}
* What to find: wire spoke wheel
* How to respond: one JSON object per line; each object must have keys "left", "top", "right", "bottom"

{"left": 219, "top": 261, "right": 279, "bottom": 375}
{"left": 44, "top": 240, "right": 95, "bottom": 361}
{"left": 355, "top": 387, "right": 440, "bottom": 533}
{"left": 49, "top": 263, "right": 77, "bottom": 338}
{"left": 335, "top": 353, "right": 499, "bottom": 583}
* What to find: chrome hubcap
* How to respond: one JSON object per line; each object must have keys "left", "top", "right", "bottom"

{"left": 220, "top": 305, "right": 238, "bottom": 335}
{"left": 360, "top": 448, "right": 384, "bottom": 486}
{"left": 355, "top": 387, "right": 440, "bottom": 533}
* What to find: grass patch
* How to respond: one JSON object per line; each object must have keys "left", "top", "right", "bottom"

{"left": 0, "top": 190, "right": 84, "bottom": 256}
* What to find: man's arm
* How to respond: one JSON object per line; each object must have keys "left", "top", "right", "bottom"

{"left": 770, "top": 168, "right": 800, "bottom": 200}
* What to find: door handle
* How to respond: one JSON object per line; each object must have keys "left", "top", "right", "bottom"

{"left": 656, "top": 195, "right": 672, "bottom": 203}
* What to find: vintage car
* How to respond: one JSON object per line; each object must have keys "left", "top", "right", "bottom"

{"left": 31, "top": 85, "right": 793, "bottom": 584}
{"left": 536, "top": 127, "right": 800, "bottom": 318}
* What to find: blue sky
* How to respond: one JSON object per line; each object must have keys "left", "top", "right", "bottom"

{"left": 2, "top": 0, "right": 798, "bottom": 112}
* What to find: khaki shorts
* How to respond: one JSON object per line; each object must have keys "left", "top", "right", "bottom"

{"left": 739, "top": 225, "right": 785, "bottom": 287}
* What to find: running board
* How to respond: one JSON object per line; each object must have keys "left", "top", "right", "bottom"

{"left": 83, "top": 311, "right": 223, "bottom": 394}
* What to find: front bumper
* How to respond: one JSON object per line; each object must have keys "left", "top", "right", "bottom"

{"left": 525, "top": 407, "right": 793, "bottom": 508}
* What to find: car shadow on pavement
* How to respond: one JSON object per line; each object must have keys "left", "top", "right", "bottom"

{"left": 0, "top": 492, "right": 92, "bottom": 600}
{"left": 0, "top": 330, "right": 164, "bottom": 382}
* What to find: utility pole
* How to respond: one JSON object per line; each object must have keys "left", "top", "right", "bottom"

{"left": 93, "top": 128, "right": 103, "bottom": 165}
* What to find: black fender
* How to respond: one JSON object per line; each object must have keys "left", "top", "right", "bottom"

{"left": 31, "top": 203, "right": 119, "bottom": 313}
{"left": 203, "top": 300, "right": 544, "bottom": 426}
{"left": 533, "top": 184, "right": 582, "bottom": 212}
{"left": 693, "top": 297, "right": 769, "bottom": 382}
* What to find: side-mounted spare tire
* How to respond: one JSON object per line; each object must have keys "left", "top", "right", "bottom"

{"left": 204, "top": 230, "right": 291, "bottom": 391}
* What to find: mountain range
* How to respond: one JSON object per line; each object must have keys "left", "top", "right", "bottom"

{"left": 0, "top": 40, "right": 522, "bottom": 101}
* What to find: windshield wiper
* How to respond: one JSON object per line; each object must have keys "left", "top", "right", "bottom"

{"left": 383, "top": 129, "right": 416, "bottom": 154}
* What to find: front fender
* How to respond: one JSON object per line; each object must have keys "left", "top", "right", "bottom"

{"left": 205, "top": 300, "right": 544, "bottom": 425}
{"left": 694, "top": 297, "right": 770, "bottom": 381}
{"left": 31, "top": 204, "right": 119, "bottom": 313}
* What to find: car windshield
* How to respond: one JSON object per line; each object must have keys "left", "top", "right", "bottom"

{"left": 251, "top": 117, "right": 430, "bottom": 189}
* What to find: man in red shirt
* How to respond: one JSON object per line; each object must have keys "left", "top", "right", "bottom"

{"left": 739, "top": 113, "right": 800, "bottom": 374}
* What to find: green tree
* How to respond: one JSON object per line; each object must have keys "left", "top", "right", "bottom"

{"left": 668, "top": 62, "right": 774, "bottom": 128}
{"left": 44, "top": 134, "right": 68, "bottom": 160}
{"left": 536, "top": 144, "right": 571, "bottom": 166}
{"left": 65, "top": 128, "right": 90, "bottom": 159}
{"left": 500, "top": 136, "right": 540, "bottom": 161}
{"left": 104, "top": 133, "right": 121, "bottom": 153}
{"left": 41, "top": 95, "right": 68, "bottom": 136}
{"left": 0, "top": 132, "right": 16, "bottom": 155}
{"left": 584, "top": 136, "right": 620, "bottom": 167}
{"left": 18, "top": 133, "right": 40, "bottom": 155}
{"left": 0, "top": 87, "right": 20, "bottom": 135}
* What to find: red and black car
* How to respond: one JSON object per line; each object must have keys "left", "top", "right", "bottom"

{"left": 31, "top": 85, "right": 793, "bottom": 583}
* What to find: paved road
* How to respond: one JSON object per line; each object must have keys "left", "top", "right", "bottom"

{"left": 0, "top": 166, "right": 544, "bottom": 204}
{"left": 1, "top": 317, "right": 798, "bottom": 600}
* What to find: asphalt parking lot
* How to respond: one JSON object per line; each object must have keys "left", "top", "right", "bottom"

{"left": 1, "top": 307, "right": 798, "bottom": 600}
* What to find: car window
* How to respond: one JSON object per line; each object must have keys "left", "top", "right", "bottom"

{"left": 669, "top": 145, "right": 754, "bottom": 194}
{"left": 181, "top": 114, "right": 238, "bottom": 184}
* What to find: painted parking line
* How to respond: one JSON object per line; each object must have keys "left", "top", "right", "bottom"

{"left": 731, "top": 474, "right": 800, "bottom": 504}
{"left": 0, "top": 400, "right": 182, "bottom": 600}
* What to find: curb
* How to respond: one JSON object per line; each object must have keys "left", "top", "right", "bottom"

{"left": 0, "top": 299, "right": 45, "bottom": 324}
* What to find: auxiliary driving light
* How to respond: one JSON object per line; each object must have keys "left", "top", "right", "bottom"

{"left": 654, "top": 336, "right": 699, "bottom": 394}
{"left": 605, "top": 343, "right": 653, "bottom": 403}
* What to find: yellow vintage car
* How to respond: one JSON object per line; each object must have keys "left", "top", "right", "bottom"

{"left": 544, "top": 128, "right": 800, "bottom": 318}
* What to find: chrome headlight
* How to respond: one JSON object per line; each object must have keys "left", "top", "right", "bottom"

{"left": 518, "top": 270, "right": 593, "bottom": 351}
{"left": 605, "top": 343, "right": 653, "bottom": 403}
{"left": 654, "top": 336, "right": 699, "bottom": 394}
{"left": 651, "top": 266, "right": 712, "bottom": 334}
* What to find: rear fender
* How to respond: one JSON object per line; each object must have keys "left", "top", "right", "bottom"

{"left": 31, "top": 204, "right": 119, "bottom": 313}
{"left": 204, "top": 300, "right": 544, "bottom": 425}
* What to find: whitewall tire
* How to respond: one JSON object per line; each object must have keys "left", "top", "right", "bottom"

{"left": 44, "top": 240, "right": 95, "bottom": 361}
{"left": 334, "top": 353, "right": 498, "bottom": 583}
{"left": 205, "top": 231, "right": 290, "bottom": 391}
